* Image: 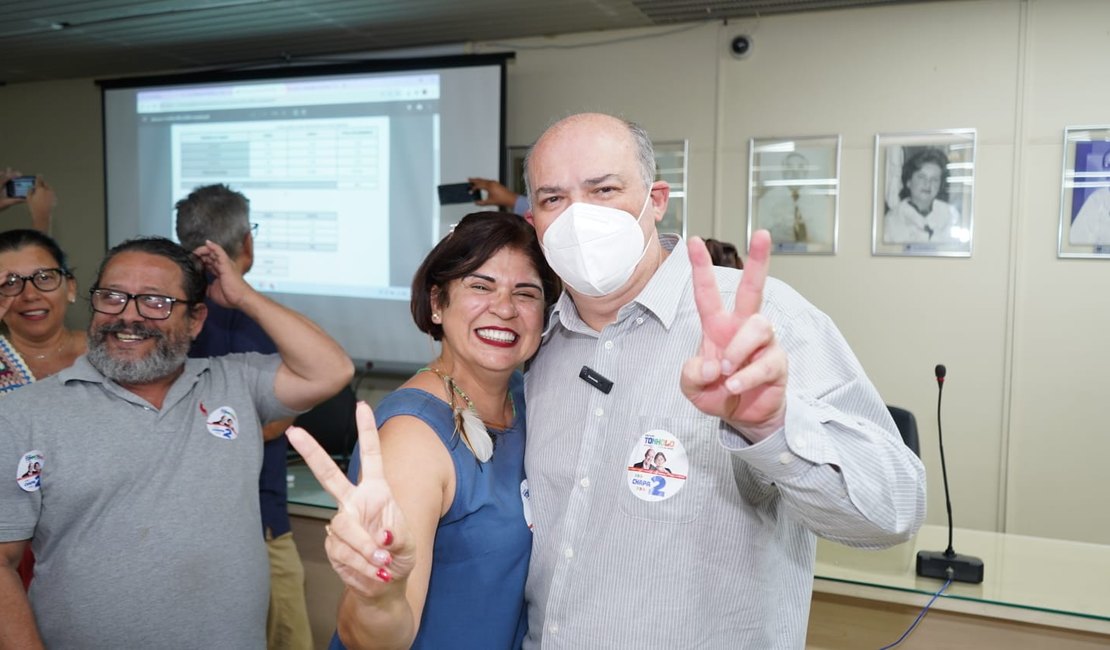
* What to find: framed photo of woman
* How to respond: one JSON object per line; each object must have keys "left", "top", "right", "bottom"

{"left": 747, "top": 135, "right": 840, "bottom": 255}
{"left": 1058, "top": 126, "right": 1110, "bottom": 258}
{"left": 872, "top": 129, "right": 976, "bottom": 257}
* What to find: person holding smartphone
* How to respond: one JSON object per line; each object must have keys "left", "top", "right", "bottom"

{"left": 2, "top": 168, "right": 56, "bottom": 234}
{"left": 468, "top": 177, "right": 530, "bottom": 215}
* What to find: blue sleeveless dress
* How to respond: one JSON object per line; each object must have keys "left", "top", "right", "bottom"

{"left": 330, "top": 371, "right": 530, "bottom": 649}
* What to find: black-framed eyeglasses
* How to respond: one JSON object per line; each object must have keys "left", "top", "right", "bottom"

{"left": 0, "top": 268, "right": 71, "bottom": 297}
{"left": 89, "top": 288, "right": 195, "bottom": 320}
{"left": 250, "top": 222, "right": 260, "bottom": 235}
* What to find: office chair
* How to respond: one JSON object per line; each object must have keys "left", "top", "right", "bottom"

{"left": 886, "top": 405, "right": 920, "bottom": 457}
{"left": 290, "top": 385, "right": 358, "bottom": 472}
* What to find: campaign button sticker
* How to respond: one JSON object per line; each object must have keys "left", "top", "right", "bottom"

{"left": 206, "top": 406, "right": 239, "bottom": 440}
{"left": 626, "top": 429, "right": 689, "bottom": 502}
{"left": 16, "top": 450, "right": 45, "bottom": 492}
{"left": 520, "top": 479, "right": 534, "bottom": 531}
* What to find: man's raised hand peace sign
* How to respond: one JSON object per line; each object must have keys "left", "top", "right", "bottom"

{"left": 680, "top": 230, "right": 788, "bottom": 442}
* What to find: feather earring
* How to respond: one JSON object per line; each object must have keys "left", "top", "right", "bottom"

{"left": 457, "top": 406, "right": 494, "bottom": 462}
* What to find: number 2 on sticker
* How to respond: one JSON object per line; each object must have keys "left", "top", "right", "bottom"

{"left": 650, "top": 476, "right": 666, "bottom": 497}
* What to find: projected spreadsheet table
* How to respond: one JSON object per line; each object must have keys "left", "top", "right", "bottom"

{"left": 175, "top": 122, "right": 381, "bottom": 184}
{"left": 253, "top": 211, "right": 339, "bottom": 253}
{"left": 171, "top": 117, "right": 392, "bottom": 296}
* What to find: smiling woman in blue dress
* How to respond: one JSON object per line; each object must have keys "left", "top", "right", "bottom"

{"left": 288, "top": 211, "right": 559, "bottom": 649}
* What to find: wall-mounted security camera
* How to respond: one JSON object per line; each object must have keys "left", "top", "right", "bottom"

{"left": 730, "top": 35, "right": 753, "bottom": 60}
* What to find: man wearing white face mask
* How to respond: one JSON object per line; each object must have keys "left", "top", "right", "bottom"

{"left": 521, "top": 113, "right": 926, "bottom": 650}
{"left": 538, "top": 189, "right": 653, "bottom": 296}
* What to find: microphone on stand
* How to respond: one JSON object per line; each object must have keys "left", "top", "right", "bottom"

{"left": 915, "top": 364, "right": 985, "bottom": 583}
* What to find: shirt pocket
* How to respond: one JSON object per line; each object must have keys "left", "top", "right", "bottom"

{"left": 616, "top": 416, "right": 718, "bottom": 524}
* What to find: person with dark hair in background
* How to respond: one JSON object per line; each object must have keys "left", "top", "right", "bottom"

{"left": 1, "top": 169, "right": 56, "bottom": 234}
{"left": 883, "top": 147, "right": 963, "bottom": 244}
{"left": 176, "top": 183, "right": 313, "bottom": 650}
{"left": 0, "top": 229, "right": 87, "bottom": 591}
{"left": 0, "top": 236, "right": 353, "bottom": 649}
{"left": 468, "top": 177, "right": 530, "bottom": 215}
{"left": 520, "top": 112, "right": 925, "bottom": 648}
{"left": 704, "top": 238, "right": 744, "bottom": 269}
{"left": 287, "top": 212, "right": 560, "bottom": 649}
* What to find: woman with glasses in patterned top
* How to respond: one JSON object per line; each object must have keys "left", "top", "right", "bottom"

{"left": 0, "top": 229, "right": 85, "bottom": 389}
{"left": 0, "top": 228, "right": 87, "bottom": 591}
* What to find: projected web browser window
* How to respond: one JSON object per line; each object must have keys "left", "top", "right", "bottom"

{"left": 104, "top": 57, "right": 504, "bottom": 369}
{"left": 138, "top": 75, "right": 440, "bottom": 300}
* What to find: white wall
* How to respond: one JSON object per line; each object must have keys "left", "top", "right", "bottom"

{"left": 0, "top": 78, "right": 104, "bottom": 332}
{"left": 491, "top": 0, "right": 1109, "bottom": 543}
{"left": 3, "top": 0, "right": 1107, "bottom": 543}
{"left": 714, "top": 2, "right": 1020, "bottom": 538}
{"left": 1006, "top": 0, "right": 1110, "bottom": 543}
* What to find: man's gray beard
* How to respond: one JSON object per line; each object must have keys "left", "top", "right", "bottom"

{"left": 86, "top": 321, "right": 192, "bottom": 385}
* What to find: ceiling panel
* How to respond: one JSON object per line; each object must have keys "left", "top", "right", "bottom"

{"left": 0, "top": 0, "right": 937, "bottom": 84}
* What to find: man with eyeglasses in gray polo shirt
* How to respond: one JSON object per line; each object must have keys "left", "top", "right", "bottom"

{"left": 521, "top": 113, "right": 926, "bottom": 649}
{"left": 0, "top": 236, "right": 353, "bottom": 649}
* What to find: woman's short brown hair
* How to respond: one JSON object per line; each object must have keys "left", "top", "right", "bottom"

{"left": 411, "top": 212, "right": 560, "bottom": 340}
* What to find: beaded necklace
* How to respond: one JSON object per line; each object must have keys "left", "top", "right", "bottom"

{"left": 421, "top": 366, "right": 515, "bottom": 462}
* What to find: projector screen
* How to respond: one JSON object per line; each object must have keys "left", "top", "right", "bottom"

{"left": 100, "top": 55, "right": 509, "bottom": 373}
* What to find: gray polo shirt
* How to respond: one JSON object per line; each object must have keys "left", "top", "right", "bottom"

{"left": 0, "top": 352, "right": 296, "bottom": 650}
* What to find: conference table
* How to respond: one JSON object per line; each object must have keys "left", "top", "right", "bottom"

{"left": 287, "top": 464, "right": 1110, "bottom": 648}
{"left": 810, "top": 525, "right": 1110, "bottom": 648}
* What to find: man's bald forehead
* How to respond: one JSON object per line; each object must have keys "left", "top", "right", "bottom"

{"left": 537, "top": 112, "right": 633, "bottom": 147}
{"left": 525, "top": 112, "right": 655, "bottom": 198}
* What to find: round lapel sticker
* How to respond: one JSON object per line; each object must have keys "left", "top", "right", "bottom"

{"left": 206, "top": 406, "right": 240, "bottom": 440}
{"left": 626, "top": 430, "right": 688, "bottom": 502}
{"left": 16, "top": 450, "right": 45, "bottom": 492}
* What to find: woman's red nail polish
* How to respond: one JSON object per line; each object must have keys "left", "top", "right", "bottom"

{"left": 376, "top": 568, "right": 393, "bottom": 583}
{"left": 382, "top": 529, "right": 394, "bottom": 546}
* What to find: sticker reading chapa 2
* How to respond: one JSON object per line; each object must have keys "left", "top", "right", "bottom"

{"left": 625, "top": 430, "right": 689, "bottom": 502}
{"left": 206, "top": 406, "right": 240, "bottom": 440}
{"left": 16, "top": 450, "right": 45, "bottom": 492}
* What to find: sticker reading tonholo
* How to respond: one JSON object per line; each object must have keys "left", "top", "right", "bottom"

{"left": 16, "top": 450, "right": 45, "bottom": 492}
{"left": 206, "top": 406, "right": 240, "bottom": 440}
{"left": 626, "top": 429, "right": 688, "bottom": 502}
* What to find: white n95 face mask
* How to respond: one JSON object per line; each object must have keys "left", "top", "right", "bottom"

{"left": 541, "top": 190, "right": 653, "bottom": 297}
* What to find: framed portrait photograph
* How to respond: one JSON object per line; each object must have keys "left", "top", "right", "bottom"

{"left": 872, "top": 129, "right": 976, "bottom": 257}
{"left": 748, "top": 135, "right": 840, "bottom": 255}
{"left": 505, "top": 145, "right": 529, "bottom": 198}
{"left": 1058, "top": 126, "right": 1110, "bottom": 258}
{"left": 653, "top": 140, "right": 689, "bottom": 238}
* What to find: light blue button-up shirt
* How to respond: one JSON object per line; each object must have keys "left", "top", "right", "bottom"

{"left": 523, "top": 234, "right": 926, "bottom": 649}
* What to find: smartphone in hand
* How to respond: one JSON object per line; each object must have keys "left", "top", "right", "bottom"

{"left": 4, "top": 176, "right": 36, "bottom": 199}
{"left": 437, "top": 182, "right": 480, "bottom": 205}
